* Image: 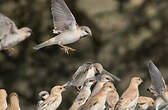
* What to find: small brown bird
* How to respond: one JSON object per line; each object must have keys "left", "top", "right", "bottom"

{"left": 6, "top": 92, "right": 21, "bottom": 110}
{"left": 106, "top": 86, "right": 119, "bottom": 110}
{"left": 37, "top": 85, "right": 66, "bottom": 110}
{"left": 80, "top": 82, "right": 116, "bottom": 110}
{"left": 114, "top": 77, "right": 143, "bottom": 110}
{"left": 69, "top": 77, "right": 97, "bottom": 110}
{"left": 0, "top": 89, "right": 7, "bottom": 110}
{"left": 136, "top": 96, "right": 154, "bottom": 110}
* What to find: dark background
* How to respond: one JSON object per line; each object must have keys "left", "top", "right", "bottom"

{"left": 0, "top": 0, "right": 168, "bottom": 109}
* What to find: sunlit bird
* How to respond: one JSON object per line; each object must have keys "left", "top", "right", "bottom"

{"left": 6, "top": 92, "right": 21, "bottom": 110}
{"left": 37, "top": 85, "right": 66, "bottom": 110}
{"left": 114, "top": 77, "right": 143, "bottom": 110}
{"left": 0, "top": 89, "right": 7, "bottom": 110}
{"left": 33, "top": 0, "right": 92, "bottom": 54}
{"left": 79, "top": 82, "right": 116, "bottom": 110}
{"left": 37, "top": 91, "right": 49, "bottom": 108}
{"left": 136, "top": 96, "right": 154, "bottom": 110}
{"left": 0, "top": 13, "right": 32, "bottom": 52}
{"left": 69, "top": 77, "right": 97, "bottom": 110}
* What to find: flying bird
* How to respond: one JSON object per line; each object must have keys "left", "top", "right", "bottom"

{"left": 136, "top": 96, "right": 154, "bottom": 110}
{"left": 79, "top": 82, "right": 116, "bottom": 110}
{"left": 0, "top": 89, "right": 7, "bottom": 110}
{"left": 114, "top": 77, "right": 143, "bottom": 110}
{"left": 69, "top": 77, "right": 97, "bottom": 110}
{"left": 147, "top": 60, "right": 166, "bottom": 96}
{"left": 65, "top": 62, "right": 120, "bottom": 90}
{"left": 0, "top": 13, "right": 32, "bottom": 52}
{"left": 6, "top": 92, "right": 21, "bottom": 110}
{"left": 33, "top": 0, "right": 92, "bottom": 54}
{"left": 37, "top": 85, "right": 66, "bottom": 110}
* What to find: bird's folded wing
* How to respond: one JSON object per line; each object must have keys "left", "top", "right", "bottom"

{"left": 148, "top": 60, "right": 166, "bottom": 95}
{"left": 0, "top": 13, "right": 17, "bottom": 39}
{"left": 51, "top": 0, "right": 77, "bottom": 33}
{"left": 40, "top": 96, "right": 57, "bottom": 109}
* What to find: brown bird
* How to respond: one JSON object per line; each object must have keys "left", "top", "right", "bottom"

{"left": 80, "top": 82, "right": 116, "bottom": 110}
{"left": 106, "top": 86, "right": 119, "bottom": 110}
{"left": 114, "top": 77, "right": 143, "bottom": 110}
{"left": 136, "top": 96, "right": 154, "bottom": 110}
{"left": 6, "top": 92, "right": 21, "bottom": 110}
{"left": 37, "top": 85, "right": 66, "bottom": 110}
{"left": 0, "top": 89, "right": 7, "bottom": 110}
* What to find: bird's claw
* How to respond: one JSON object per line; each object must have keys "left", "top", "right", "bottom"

{"left": 61, "top": 46, "right": 76, "bottom": 54}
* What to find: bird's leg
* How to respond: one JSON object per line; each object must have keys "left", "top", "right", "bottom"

{"left": 58, "top": 44, "right": 76, "bottom": 54}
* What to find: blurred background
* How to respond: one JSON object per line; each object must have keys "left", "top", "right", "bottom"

{"left": 0, "top": 0, "right": 168, "bottom": 109}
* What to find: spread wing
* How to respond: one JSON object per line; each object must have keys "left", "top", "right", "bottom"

{"left": 51, "top": 0, "right": 77, "bottom": 34}
{"left": 72, "top": 62, "right": 92, "bottom": 81}
{"left": 148, "top": 60, "right": 166, "bottom": 95}
{"left": 0, "top": 13, "right": 18, "bottom": 39}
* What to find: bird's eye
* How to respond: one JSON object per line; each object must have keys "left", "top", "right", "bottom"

{"left": 106, "top": 78, "right": 110, "bottom": 80}
{"left": 109, "top": 86, "right": 112, "bottom": 88}
{"left": 89, "top": 80, "right": 94, "bottom": 82}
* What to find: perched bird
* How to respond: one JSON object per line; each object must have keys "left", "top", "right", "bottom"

{"left": 6, "top": 92, "right": 21, "bottom": 110}
{"left": 115, "top": 77, "right": 143, "bottom": 110}
{"left": 147, "top": 60, "right": 168, "bottom": 110}
{"left": 33, "top": 0, "right": 92, "bottom": 54}
{"left": 0, "top": 13, "right": 32, "bottom": 52}
{"left": 79, "top": 82, "right": 116, "bottom": 110}
{"left": 106, "top": 86, "right": 119, "bottom": 110}
{"left": 0, "top": 89, "right": 7, "bottom": 110}
{"left": 90, "top": 73, "right": 114, "bottom": 97}
{"left": 37, "top": 91, "right": 50, "bottom": 108}
{"left": 65, "top": 62, "right": 120, "bottom": 90}
{"left": 69, "top": 77, "right": 97, "bottom": 110}
{"left": 37, "top": 85, "right": 66, "bottom": 110}
{"left": 136, "top": 96, "right": 154, "bottom": 110}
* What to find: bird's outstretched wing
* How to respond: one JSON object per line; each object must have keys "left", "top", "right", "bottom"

{"left": 51, "top": 0, "right": 77, "bottom": 34}
{"left": 148, "top": 60, "right": 166, "bottom": 95}
{"left": 0, "top": 13, "right": 17, "bottom": 39}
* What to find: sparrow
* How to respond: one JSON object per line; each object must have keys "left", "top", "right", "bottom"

{"left": 33, "top": 0, "right": 92, "bottom": 54}
{"left": 37, "top": 91, "right": 50, "bottom": 109}
{"left": 0, "top": 13, "right": 32, "bottom": 52}
{"left": 65, "top": 62, "right": 120, "bottom": 91}
{"left": 147, "top": 60, "right": 166, "bottom": 96}
{"left": 0, "top": 89, "right": 7, "bottom": 110}
{"left": 114, "top": 77, "right": 143, "bottom": 110}
{"left": 79, "top": 82, "right": 116, "bottom": 110}
{"left": 37, "top": 85, "right": 66, "bottom": 110}
{"left": 147, "top": 60, "right": 168, "bottom": 110}
{"left": 136, "top": 96, "right": 154, "bottom": 110}
{"left": 6, "top": 92, "right": 21, "bottom": 110}
{"left": 106, "top": 85, "right": 119, "bottom": 110}
{"left": 90, "top": 73, "right": 114, "bottom": 98}
{"left": 69, "top": 77, "right": 97, "bottom": 110}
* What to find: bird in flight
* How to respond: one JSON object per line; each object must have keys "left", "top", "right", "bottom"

{"left": 0, "top": 13, "right": 32, "bottom": 53}
{"left": 33, "top": 0, "right": 92, "bottom": 54}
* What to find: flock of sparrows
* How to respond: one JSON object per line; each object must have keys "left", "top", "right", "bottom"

{"left": 1, "top": 61, "right": 168, "bottom": 110}
{"left": 0, "top": 0, "right": 168, "bottom": 110}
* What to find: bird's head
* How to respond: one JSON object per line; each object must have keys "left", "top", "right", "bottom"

{"left": 84, "top": 77, "right": 97, "bottom": 87}
{"left": 51, "top": 85, "right": 66, "bottom": 94}
{"left": 80, "top": 26, "right": 92, "bottom": 38}
{"left": 93, "top": 63, "right": 103, "bottom": 74}
{"left": 9, "top": 92, "right": 19, "bottom": 104}
{"left": 103, "top": 82, "right": 116, "bottom": 92}
{"left": 131, "top": 77, "right": 143, "bottom": 85}
{"left": 99, "top": 74, "right": 114, "bottom": 83}
{"left": 0, "top": 89, "right": 7, "bottom": 98}
{"left": 38, "top": 91, "right": 49, "bottom": 100}
{"left": 19, "top": 27, "right": 32, "bottom": 38}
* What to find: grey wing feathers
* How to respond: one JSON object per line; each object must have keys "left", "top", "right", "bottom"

{"left": 72, "top": 63, "right": 92, "bottom": 80}
{"left": 51, "top": 0, "right": 76, "bottom": 33}
{"left": 0, "top": 13, "right": 17, "bottom": 38}
{"left": 102, "top": 69, "right": 121, "bottom": 82}
{"left": 148, "top": 60, "right": 166, "bottom": 95}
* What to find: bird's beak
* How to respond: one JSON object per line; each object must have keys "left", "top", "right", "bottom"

{"left": 88, "top": 30, "right": 92, "bottom": 37}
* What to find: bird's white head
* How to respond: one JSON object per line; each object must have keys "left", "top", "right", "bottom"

{"left": 9, "top": 92, "right": 19, "bottom": 105}
{"left": 99, "top": 74, "right": 113, "bottom": 83}
{"left": 19, "top": 27, "right": 32, "bottom": 38}
{"left": 79, "top": 26, "right": 92, "bottom": 38}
